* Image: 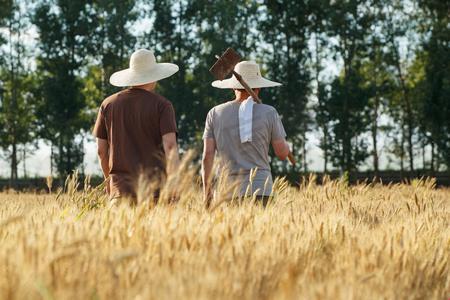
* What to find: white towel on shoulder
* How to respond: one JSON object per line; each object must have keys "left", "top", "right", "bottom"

{"left": 239, "top": 96, "right": 255, "bottom": 143}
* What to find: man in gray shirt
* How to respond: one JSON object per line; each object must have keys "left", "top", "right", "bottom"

{"left": 202, "top": 61, "right": 290, "bottom": 206}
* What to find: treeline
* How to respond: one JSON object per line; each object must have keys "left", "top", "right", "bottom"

{"left": 0, "top": 0, "right": 448, "bottom": 182}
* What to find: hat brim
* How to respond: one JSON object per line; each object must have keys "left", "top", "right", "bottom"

{"left": 110, "top": 63, "right": 179, "bottom": 87}
{"left": 212, "top": 76, "right": 282, "bottom": 89}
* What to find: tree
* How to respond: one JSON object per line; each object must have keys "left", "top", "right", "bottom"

{"left": 310, "top": 0, "right": 332, "bottom": 172}
{"left": 0, "top": 0, "right": 13, "bottom": 46}
{"left": 325, "top": 74, "right": 371, "bottom": 171}
{"left": 82, "top": 0, "right": 138, "bottom": 147}
{"left": 383, "top": 0, "right": 421, "bottom": 171}
{"left": 0, "top": 0, "right": 36, "bottom": 184}
{"left": 417, "top": 0, "right": 450, "bottom": 169}
{"left": 33, "top": 0, "right": 98, "bottom": 176}
{"left": 360, "top": 1, "right": 398, "bottom": 174}
{"left": 324, "top": 0, "right": 374, "bottom": 172}
{"left": 0, "top": 0, "right": 14, "bottom": 178}
{"left": 259, "top": 0, "right": 312, "bottom": 172}
{"left": 142, "top": 0, "right": 200, "bottom": 149}
{"left": 93, "top": 0, "right": 137, "bottom": 99}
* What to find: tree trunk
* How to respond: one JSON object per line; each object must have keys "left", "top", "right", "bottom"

{"left": 58, "top": 136, "right": 63, "bottom": 176}
{"left": 341, "top": 45, "right": 348, "bottom": 171}
{"left": 341, "top": 34, "right": 353, "bottom": 173}
{"left": 387, "top": 17, "right": 414, "bottom": 171}
{"left": 67, "top": 139, "right": 71, "bottom": 175}
{"left": 101, "top": 10, "right": 107, "bottom": 98}
{"left": 435, "top": 152, "right": 441, "bottom": 171}
{"left": 435, "top": 148, "right": 441, "bottom": 171}
{"left": 343, "top": 72, "right": 351, "bottom": 172}
{"left": 314, "top": 33, "right": 328, "bottom": 173}
{"left": 50, "top": 144, "right": 53, "bottom": 176}
{"left": 302, "top": 129, "right": 307, "bottom": 173}
{"left": 400, "top": 123, "right": 405, "bottom": 174}
{"left": 22, "top": 146, "right": 27, "bottom": 178}
{"left": 371, "top": 76, "right": 380, "bottom": 174}
{"left": 323, "top": 131, "right": 328, "bottom": 173}
{"left": 8, "top": 12, "right": 18, "bottom": 185}
{"left": 371, "top": 36, "right": 380, "bottom": 175}
{"left": 10, "top": 141, "right": 18, "bottom": 183}
{"left": 430, "top": 141, "right": 435, "bottom": 172}
{"left": 422, "top": 140, "right": 426, "bottom": 171}
{"left": 372, "top": 99, "right": 379, "bottom": 174}
{"left": 401, "top": 78, "right": 414, "bottom": 172}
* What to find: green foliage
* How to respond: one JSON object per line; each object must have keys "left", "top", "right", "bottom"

{"left": 259, "top": 0, "right": 312, "bottom": 171}
{"left": 319, "top": 0, "right": 375, "bottom": 171}
{"left": 0, "top": 0, "right": 37, "bottom": 181}
{"left": 418, "top": 0, "right": 450, "bottom": 167}
{"left": 325, "top": 74, "right": 371, "bottom": 171}
{"left": 33, "top": 0, "right": 99, "bottom": 176}
{"left": 93, "top": 0, "right": 137, "bottom": 98}
{"left": 0, "top": 73, "right": 38, "bottom": 176}
{"left": 0, "top": 0, "right": 13, "bottom": 50}
{"left": 143, "top": 0, "right": 201, "bottom": 148}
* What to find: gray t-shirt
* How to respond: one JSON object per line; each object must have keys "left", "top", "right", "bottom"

{"left": 203, "top": 101, "right": 286, "bottom": 197}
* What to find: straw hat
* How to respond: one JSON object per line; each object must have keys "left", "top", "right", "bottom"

{"left": 212, "top": 61, "right": 281, "bottom": 89}
{"left": 110, "top": 49, "right": 179, "bottom": 87}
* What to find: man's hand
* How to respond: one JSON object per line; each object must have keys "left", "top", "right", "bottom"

{"left": 104, "top": 177, "right": 111, "bottom": 195}
{"left": 203, "top": 188, "right": 213, "bottom": 208}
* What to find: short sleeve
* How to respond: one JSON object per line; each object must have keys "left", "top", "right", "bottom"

{"left": 93, "top": 107, "right": 108, "bottom": 140}
{"left": 160, "top": 102, "right": 178, "bottom": 136}
{"left": 270, "top": 109, "right": 287, "bottom": 142}
{"left": 203, "top": 109, "right": 215, "bottom": 140}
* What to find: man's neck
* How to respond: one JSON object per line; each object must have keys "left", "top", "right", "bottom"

{"left": 134, "top": 87, "right": 154, "bottom": 92}
{"left": 234, "top": 89, "right": 259, "bottom": 102}
{"left": 132, "top": 82, "right": 156, "bottom": 91}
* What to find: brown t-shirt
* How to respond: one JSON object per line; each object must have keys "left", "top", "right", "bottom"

{"left": 93, "top": 88, "right": 177, "bottom": 198}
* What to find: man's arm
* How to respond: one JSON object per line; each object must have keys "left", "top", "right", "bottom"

{"left": 162, "top": 132, "right": 179, "bottom": 175}
{"left": 270, "top": 108, "right": 290, "bottom": 161}
{"left": 272, "top": 139, "right": 290, "bottom": 161}
{"left": 202, "top": 138, "right": 216, "bottom": 206}
{"left": 97, "top": 138, "right": 110, "bottom": 178}
{"left": 97, "top": 138, "right": 110, "bottom": 194}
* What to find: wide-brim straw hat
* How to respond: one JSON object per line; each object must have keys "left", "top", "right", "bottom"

{"left": 212, "top": 61, "right": 282, "bottom": 89}
{"left": 110, "top": 49, "right": 179, "bottom": 87}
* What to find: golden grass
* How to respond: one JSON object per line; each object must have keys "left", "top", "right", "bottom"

{"left": 0, "top": 169, "right": 449, "bottom": 299}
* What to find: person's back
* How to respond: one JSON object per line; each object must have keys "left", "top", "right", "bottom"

{"left": 94, "top": 88, "right": 177, "bottom": 197}
{"left": 93, "top": 49, "right": 179, "bottom": 200}
{"left": 202, "top": 61, "right": 291, "bottom": 204}
{"left": 204, "top": 101, "right": 285, "bottom": 196}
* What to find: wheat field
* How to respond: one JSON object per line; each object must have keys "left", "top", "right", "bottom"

{"left": 0, "top": 162, "right": 449, "bottom": 299}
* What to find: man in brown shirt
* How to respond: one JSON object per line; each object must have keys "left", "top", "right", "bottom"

{"left": 93, "top": 49, "right": 180, "bottom": 198}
